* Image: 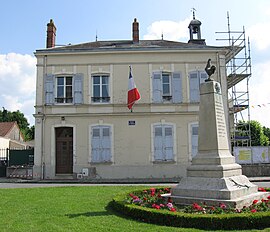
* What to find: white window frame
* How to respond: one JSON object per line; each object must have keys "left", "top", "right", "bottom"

{"left": 91, "top": 74, "right": 110, "bottom": 103}
{"left": 55, "top": 76, "right": 73, "bottom": 104}
{"left": 151, "top": 122, "right": 176, "bottom": 162}
{"left": 161, "top": 72, "right": 172, "bottom": 101}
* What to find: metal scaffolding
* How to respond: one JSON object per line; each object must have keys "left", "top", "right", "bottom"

{"left": 216, "top": 12, "right": 252, "bottom": 149}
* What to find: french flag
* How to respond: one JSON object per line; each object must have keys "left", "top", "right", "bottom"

{"left": 127, "top": 66, "right": 141, "bottom": 110}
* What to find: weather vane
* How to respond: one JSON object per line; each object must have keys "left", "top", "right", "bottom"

{"left": 191, "top": 8, "right": 196, "bottom": 19}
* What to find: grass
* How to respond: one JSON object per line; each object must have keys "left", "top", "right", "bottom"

{"left": 0, "top": 185, "right": 268, "bottom": 232}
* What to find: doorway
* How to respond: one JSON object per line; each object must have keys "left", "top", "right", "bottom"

{"left": 55, "top": 127, "right": 73, "bottom": 174}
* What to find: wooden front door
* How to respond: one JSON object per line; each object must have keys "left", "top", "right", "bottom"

{"left": 55, "top": 127, "right": 73, "bottom": 174}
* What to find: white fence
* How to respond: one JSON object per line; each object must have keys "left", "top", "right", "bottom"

{"left": 234, "top": 146, "right": 270, "bottom": 164}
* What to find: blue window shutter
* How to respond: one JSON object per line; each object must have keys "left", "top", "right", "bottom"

{"left": 200, "top": 72, "right": 208, "bottom": 84}
{"left": 74, "top": 74, "right": 83, "bottom": 104}
{"left": 152, "top": 72, "right": 162, "bottom": 103}
{"left": 191, "top": 124, "right": 199, "bottom": 158}
{"left": 45, "top": 74, "right": 55, "bottom": 105}
{"left": 172, "top": 72, "right": 182, "bottom": 103}
{"left": 189, "top": 72, "right": 199, "bottom": 102}
{"left": 154, "top": 126, "right": 163, "bottom": 160}
{"left": 101, "top": 126, "right": 111, "bottom": 162}
{"left": 91, "top": 127, "right": 101, "bottom": 162}
{"left": 164, "top": 126, "right": 173, "bottom": 160}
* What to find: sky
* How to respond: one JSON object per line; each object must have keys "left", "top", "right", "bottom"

{"left": 0, "top": 0, "right": 270, "bottom": 128}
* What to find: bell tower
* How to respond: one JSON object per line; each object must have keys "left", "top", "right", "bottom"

{"left": 188, "top": 10, "right": 206, "bottom": 45}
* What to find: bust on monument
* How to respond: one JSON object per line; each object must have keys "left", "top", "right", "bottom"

{"left": 205, "top": 58, "right": 216, "bottom": 81}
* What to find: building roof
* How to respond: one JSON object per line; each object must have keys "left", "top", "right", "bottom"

{"left": 0, "top": 122, "right": 18, "bottom": 137}
{"left": 36, "top": 39, "right": 228, "bottom": 54}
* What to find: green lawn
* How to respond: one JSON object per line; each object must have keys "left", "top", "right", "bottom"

{"left": 0, "top": 186, "right": 268, "bottom": 232}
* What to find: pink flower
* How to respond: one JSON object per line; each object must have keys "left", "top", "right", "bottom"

{"left": 219, "top": 203, "right": 227, "bottom": 209}
{"left": 159, "top": 204, "right": 165, "bottom": 208}
{"left": 166, "top": 203, "right": 173, "bottom": 209}
{"left": 251, "top": 209, "right": 257, "bottom": 213}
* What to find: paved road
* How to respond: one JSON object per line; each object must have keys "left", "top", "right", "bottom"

{"left": 0, "top": 182, "right": 178, "bottom": 189}
{"left": 0, "top": 181, "right": 269, "bottom": 189}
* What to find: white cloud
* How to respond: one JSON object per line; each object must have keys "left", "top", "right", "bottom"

{"left": 248, "top": 60, "right": 270, "bottom": 128}
{"left": 247, "top": 23, "right": 270, "bottom": 51}
{"left": 0, "top": 53, "right": 36, "bottom": 125}
{"left": 143, "top": 17, "right": 191, "bottom": 41}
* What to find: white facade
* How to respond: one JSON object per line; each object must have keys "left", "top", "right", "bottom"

{"left": 34, "top": 19, "right": 229, "bottom": 181}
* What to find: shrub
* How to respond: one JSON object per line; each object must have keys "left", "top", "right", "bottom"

{"left": 108, "top": 187, "right": 270, "bottom": 230}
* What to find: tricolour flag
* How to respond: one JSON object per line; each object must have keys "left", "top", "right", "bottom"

{"left": 127, "top": 66, "right": 141, "bottom": 110}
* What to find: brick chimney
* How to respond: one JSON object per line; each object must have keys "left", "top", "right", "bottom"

{"left": 46, "top": 19, "right": 56, "bottom": 48}
{"left": 132, "top": 18, "right": 139, "bottom": 43}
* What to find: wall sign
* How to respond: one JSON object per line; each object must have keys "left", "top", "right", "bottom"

{"left": 128, "top": 120, "right": 136, "bottom": 126}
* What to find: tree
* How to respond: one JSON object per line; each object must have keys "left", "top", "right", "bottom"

{"left": 263, "top": 126, "right": 270, "bottom": 142}
{"left": 0, "top": 108, "right": 34, "bottom": 141}
{"left": 236, "top": 120, "right": 269, "bottom": 146}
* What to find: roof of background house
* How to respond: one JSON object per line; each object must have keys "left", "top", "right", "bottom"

{"left": 0, "top": 122, "right": 19, "bottom": 137}
{"left": 36, "top": 39, "right": 228, "bottom": 53}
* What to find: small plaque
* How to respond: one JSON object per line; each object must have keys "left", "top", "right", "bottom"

{"left": 128, "top": 120, "right": 136, "bottom": 126}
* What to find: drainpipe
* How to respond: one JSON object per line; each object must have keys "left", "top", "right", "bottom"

{"left": 41, "top": 55, "right": 47, "bottom": 180}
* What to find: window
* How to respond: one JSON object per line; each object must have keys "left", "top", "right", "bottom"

{"left": 92, "top": 75, "right": 110, "bottom": 103}
{"left": 189, "top": 71, "right": 207, "bottom": 102}
{"left": 190, "top": 123, "right": 199, "bottom": 158}
{"left": 152, "top": 71, "right": 182, "bottom": 103}
{"left": 44, "top": 74, "right": 83, "bottom": 105}
{"left": 56, "top": 76, "right": 73, "bottom": 103}
{"left": 91, "top": 125, "right": 112, "bottom": 163}
{"left": 162, "top": 73, "right": 172, "bottom": 101}
{"left": 153, "top": 124, "right": 174, "bottom": 161}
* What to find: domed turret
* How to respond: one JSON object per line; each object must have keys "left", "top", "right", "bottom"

{"left": 188, "top": 10, "right": 206, "bottom": 45}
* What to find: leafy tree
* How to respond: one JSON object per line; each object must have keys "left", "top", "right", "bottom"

{"left": 263, "top": 126, "right": 270, "bottom": 142}
{"left": 0, "top": 108, "right": 34, "bottom": 141}
{"left": 236, "top": 120, "right": 269, "bottom": 146}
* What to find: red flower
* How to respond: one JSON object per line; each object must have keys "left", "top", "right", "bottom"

{"left": 164, "top": 188, "right": 170, "bottom": 193}
{"left": 253, "top": 199, "right": 259, "bottom": 204}
{"left": 167, "top": 197, "right": 172, "bottom": 203}
{"left": 267, "top": 195, "right": 270, "bottom": 200}
{"left": 170, "top": 207, "right": 176, "bottom": 212}
{"left": 258, "top": 187, "right": 266, "bottom": 192}
{"left": 192, "top": 203, "right": 203, "bottom": 211}
{"left": 152, "top": 204, "right": 160, "bottom": 210}
{"left": 251, "top": 209, "right": 257, "bottom": 213}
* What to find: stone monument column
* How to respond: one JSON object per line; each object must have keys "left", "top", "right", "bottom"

{"left": 170, "top": 80, "right": 268, "bottom": 208}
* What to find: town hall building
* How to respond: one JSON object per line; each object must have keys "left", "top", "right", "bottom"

{"left": 33, "top": 15, "right": 231, "bottom": 181}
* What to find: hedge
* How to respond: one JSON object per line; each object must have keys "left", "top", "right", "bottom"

{"left": 108, "top": 188, "right": 270, "bottom": 230}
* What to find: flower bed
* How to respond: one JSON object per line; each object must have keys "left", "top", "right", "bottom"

{"left": 126, "top": 187, "right": 270, "bottom": 214}
{"left": 109, "top": 187, "right": 270, "bottom": 230}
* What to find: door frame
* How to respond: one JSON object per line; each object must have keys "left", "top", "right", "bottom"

{"left": 51, "top": 124, "right": 76, "bottom": 176}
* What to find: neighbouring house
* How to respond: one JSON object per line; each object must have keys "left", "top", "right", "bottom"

{"left": 34, "top": 15, "right": 235, "bottom": 181}
{"left": 0, "top": 122, "right": 26, "bottom": 149}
